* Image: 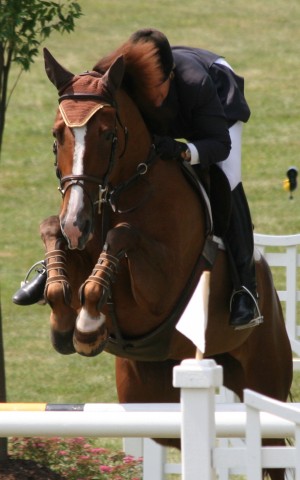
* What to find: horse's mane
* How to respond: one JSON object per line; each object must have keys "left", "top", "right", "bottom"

{"left": 93, "top": 40, "right": 175, "bottom": 134}
{"left": 93, "top": 41, "right": 164, "bottom": 102}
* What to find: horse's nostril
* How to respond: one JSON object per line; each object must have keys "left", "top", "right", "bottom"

{"left": 60, "top": 213, "right": 93, "bottom": 250}
{"left": 83, "top": 219, "right": 92, "bottom": 237}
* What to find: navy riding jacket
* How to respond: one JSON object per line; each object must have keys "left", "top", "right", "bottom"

{"left": 141, "top": 46, "right": 251, "bottom": 170}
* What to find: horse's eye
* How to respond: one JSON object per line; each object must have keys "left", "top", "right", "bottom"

{"left": 55, "top": 167, "right": 62, "bottom": 180}
{"left": 52, "top": 140, "right": 61, "bottom": 179}
{"left": 103, "top": 131, "right": 114, "bottom": 141}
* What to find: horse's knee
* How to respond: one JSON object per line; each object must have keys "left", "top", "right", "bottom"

{"left": 40, "top": 215, "right": 60, "bottom": 236}
{"left": 105, "top": 223, "right": 140, "bottom": 254}
{"left": 40, "top": 215, "right": 65, "bottom": 248}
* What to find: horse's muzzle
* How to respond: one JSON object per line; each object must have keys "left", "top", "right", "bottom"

{"left": 60, "top": 215, "right": 93, "bottom": 250}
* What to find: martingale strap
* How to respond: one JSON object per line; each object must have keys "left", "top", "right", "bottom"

{"left": 105, "top": 234, "right": 220, "bottom": 361}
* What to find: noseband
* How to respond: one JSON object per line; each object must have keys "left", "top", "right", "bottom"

{"left": 58, "top": 136, "right": 119, "bottom": 215}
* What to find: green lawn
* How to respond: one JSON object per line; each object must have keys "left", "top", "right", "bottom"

{"left": 0, "top": 0, "right": 300, "bottom": 468}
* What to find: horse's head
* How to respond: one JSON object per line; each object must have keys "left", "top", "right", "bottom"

{"left": 44, "top": 48, "right": 126, "bottom": 250}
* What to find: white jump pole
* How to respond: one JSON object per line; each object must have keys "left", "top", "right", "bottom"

{"left": 173, "top": 358, "right": 223, "bottom": 480}
{"left": 0, "top": 403, "right": 295, "bottom": 439}
{"left": 0, "top": 410, "right": 180, "bottom": 438}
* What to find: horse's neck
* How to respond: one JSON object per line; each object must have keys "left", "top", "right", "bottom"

{"left": 116, "top": 90, "right": 152, "bottom": 164}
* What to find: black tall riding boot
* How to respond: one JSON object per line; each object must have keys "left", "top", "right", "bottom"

{"left": 224, "top": 183, "right": 263, "bottom": 330}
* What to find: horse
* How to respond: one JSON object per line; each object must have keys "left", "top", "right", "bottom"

{"left": 40, "top": 47, "right": 293, "bottom": 479}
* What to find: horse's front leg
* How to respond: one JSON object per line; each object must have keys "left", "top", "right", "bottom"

{"left": 73, "top": 227, "right": 125, "bottom": 357}
{"left": 40, "top": 216, "right": 80, "bottom": 354}
{"left": 74, "top": 222, "right": 170, "bottom": 357}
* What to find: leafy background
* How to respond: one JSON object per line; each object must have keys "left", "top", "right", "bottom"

{"left": 0, "top": 0, "right": 300, "bottom": 467}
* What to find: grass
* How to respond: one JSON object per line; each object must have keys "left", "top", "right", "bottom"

{"left": 0, "top": 0, "right": 300, "bottom": 477}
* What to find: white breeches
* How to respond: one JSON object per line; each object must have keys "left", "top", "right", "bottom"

{"left": 214, "top": 57, "right": 243, "bottom": 191}
{"left": 217, "top": 120, "right": 243, "bottom": 191}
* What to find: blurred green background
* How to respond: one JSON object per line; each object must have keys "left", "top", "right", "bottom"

{"left": 0, "top": 0, "right": 299, "bottom": 418}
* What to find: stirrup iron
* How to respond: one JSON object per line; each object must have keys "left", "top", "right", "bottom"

{"left": 20, "top": 260, "right": 46, "bottom": 287}
{"left": 230, "top": 286, "right": 264, "bottom": 331}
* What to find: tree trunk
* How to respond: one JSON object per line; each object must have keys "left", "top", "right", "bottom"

{"left": 0, "top": 43, "right": 12, "bottom": 157}
{"left": 0, "top": 300, "right": 7, "bottom": 461}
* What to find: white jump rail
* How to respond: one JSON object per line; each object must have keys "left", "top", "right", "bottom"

{"left": 0, "top": 400, "right": 294, "bottom": 439}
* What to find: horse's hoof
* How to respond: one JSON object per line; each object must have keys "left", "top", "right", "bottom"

{"left": 51, "top": 329, "right": 76, "bottom": 354}
{"left": 73, "top": 325, "right": 108, "bottom": 357}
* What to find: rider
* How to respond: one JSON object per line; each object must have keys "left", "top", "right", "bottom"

{"left": 12, "top": 28, "right": 263, "bottom": 331}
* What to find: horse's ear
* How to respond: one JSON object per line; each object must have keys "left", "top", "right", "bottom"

{"left": 102, "top": 55, "right": 125, "bottom": 94}
{"left": 43, "top": 48, "right": 74, "bottom": 91}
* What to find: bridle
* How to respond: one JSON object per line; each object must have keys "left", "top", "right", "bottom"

{"left": 54, "top": 91, "right": 157, "bottom": 216}
{"left": 55, "top": 91, "right": 121, "bottom": 215}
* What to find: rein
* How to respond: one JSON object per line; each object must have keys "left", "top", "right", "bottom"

{"left": 101, "top": 145, "right": 157, "bottom": 214}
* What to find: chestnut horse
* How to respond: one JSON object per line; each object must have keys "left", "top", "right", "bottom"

{"left": 41, "top": 48, "right": 292, "bottom": 479}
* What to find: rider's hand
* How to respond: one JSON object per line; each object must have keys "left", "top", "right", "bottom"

{"left": 153, "top": 135, "right": 190, "bottom": 161}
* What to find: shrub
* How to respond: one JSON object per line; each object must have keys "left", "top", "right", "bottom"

{"left": 9, "top": 436, "right": 142, "bottom": 479}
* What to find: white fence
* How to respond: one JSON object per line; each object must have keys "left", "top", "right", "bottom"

{"left": 243, "top": 389, "right": 300, "bottom": 480}
{"left": 254, "top": 233, "right": 300, "bottom": 356}
{"left": 125, "top": 233, "right": 300, "bottom": 478}
{"left": 1, "top": 359, "right": 300, "bottom": 479}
